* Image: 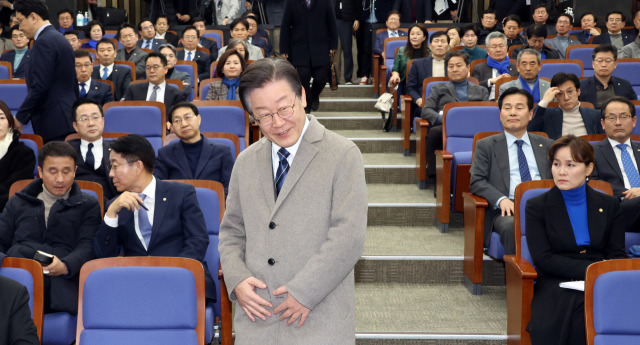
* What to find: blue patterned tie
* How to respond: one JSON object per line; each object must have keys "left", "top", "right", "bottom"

{"left": 102, "top": 66, "right": 109, "bottom": 80}
{"left": 186, "top": 51, "right": 192, "bottom": 61}
{"left": 516, "top": 140, "right": 531, "bottom": 182}
{"left": 138, "top": 194, "right": 153, "bottom": 248}
{"left": 79, "top": 83, "right": 86, "bottom": 97}
{"left": 275, "top": 148, "right": 290, "bottom": 197}
{"left": 617, "top": 144, "right": 640, "bottom": 188}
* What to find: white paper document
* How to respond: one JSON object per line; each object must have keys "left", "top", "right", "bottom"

{"left": 559, "top": 281, "right": 585, "bottom": 291}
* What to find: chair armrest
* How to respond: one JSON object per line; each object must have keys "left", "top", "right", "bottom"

{"left": 218, "top": 268, "right": 233, "bottom": 345}
{"left": 504, "top": 255, "right": 537, "bottom": 279}
{"left": 505, "top": 255, "right": 537, "bottom": 345}
{"left": 380, "top": 65, "right": 387, "bottom": 94}
{"left": 373, "top": 54, "right": 380, "bottom": 94}
{"left": 435, "top": 150, "right": 454, "bottom": 226}
{"left": 402, "top": 95, "right": 412, "bottom": 151}
{"left": 415, "top": 119, "right": 430, "bottom": 182}
{"left": 463, "top": 192, "right": 488, "bottom": 287}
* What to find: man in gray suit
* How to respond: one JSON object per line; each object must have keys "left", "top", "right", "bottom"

{"left": 544, "top": 13, "right": 579, "bottom": 59}
{"left": 115, "top": 23, "right": 148, "bottom": 80}
{"left": 498, "top": 48, "right": 550, "bottom": 102}
{"left": 470, "top": 87, "right": 553, "bottom": 254}
{"left": 422, "top": 51, "right": 490, "bottom": 178}
{"left": 218, "top": 58, "right": 367, "bottom": 344}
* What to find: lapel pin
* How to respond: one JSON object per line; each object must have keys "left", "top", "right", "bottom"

{"left": 163, "top": 198, "right": 167, "bottom": 201}
{"left": 539, "top": 144, "right": 543, "bottom": 147}
{"left": 94, "top": 86, "right": 98, "bottom": 90}
{"left": 617, "top": 83, "right": 621, "bottom": 86}
{"left": 599, "top": 208, "right": 603, "bottom": 213}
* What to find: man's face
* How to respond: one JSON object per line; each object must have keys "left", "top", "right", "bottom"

{"left": 581, "top": 14, "right": 596, "bottom": 30}
{"left": 487, "top": 37, "right": 507, "bottom": 61}
{"left": 140, "top": 20, "right": 156, "bottom": 40}
{"left": 500, "top": 93, "right": 533, "bottom": 135}
{"left": 16, "top": 12, "right": 37, "bottom": 39}
{"left": 231, "top": 23, "right": 249, "bottom": 41}
{"left": 447, "top": 56, "right": 469, "bottom": 83}
{"left": 38, "top": 155, "right": 77, "bottom": 197}
{"left": 156, "top": 17, "right": 168, "bottom": 34}
{"left": 634, "top": 11, "right": 640, "bottom": 30}
{"left": 65, "top": 33, "right": 81, "bottom": 50}
{"left": 462, "top": 30, "right": 477, "bottom": 48}
{"left": 555, "top": 80, "right": 581, "bottom": 111}
{"left": 109, "top": 151, "right": 139, "bottom": 192}
{"left": 10, "top": 16, "right": 19, "bottom": 28}
{"left": 517, "top": 53, "right": 541, "bottom": 81}
{"left": 182, "top": 29, "right": 199, "bottom": 50}
{"left": 11, "top": 29, "right": 28, "bottom": 49}
{"left": 172, "top": 107, "right": 201, "bottom": 143}
{"left": 73, "top": 103, "right": 104, "bottom": 142}
{"left": 75, "top": 56, "right": 93, "bottom": 83}
{"left": 593, "top": 51, "right": 617, "bottom": 79}
{"left": 533, "top": 7, "right": 548, "bottom": 24}
{"left": 504, "top": 20, "right": 520, "bottom": 40}
{"left": 58, "top": 12, "right": 73, "bottom": 30}
{"left": 160, "top": 47, "right": 177, "bottom": 68}
{"left": 145, "top": 56, "right": 168, "bottom": 85}
{"left": 386, "top": 14, "right": 400, "bottom": 31}
{"left": 249, "top": 79, "right": 307, "bottom": 149}
{"left": 606, "top": 13, "right": 624, "bottom": 33}
{"left": 429, "top": 35, "right": 449, "bottom": 59}
{"left": 481, "top": 13, "right": 497, "bottom": 29}
{"left": 527, "top": 35, "right": 545, "bottom": 51}
{"left": 96, "top": 42, "right": 116, "bottom": 66}
{"left": 601, "top": 101, "right": 637, "bottom": 144}
{"left": 119, "top": 27, "right": 138, "bottom": 50}
{"left": 194, "top": 21, "right": 206, "bottom": 36}
{"left": 556, "top": 16, "right": 571, "bottom": 35}
{"left": 246, "top": 18, "right": 258, "bottom": 37}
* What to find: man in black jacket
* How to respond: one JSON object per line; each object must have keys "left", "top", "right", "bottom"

{"left": 335, "top": 0, "right": 361, "bottom": 84}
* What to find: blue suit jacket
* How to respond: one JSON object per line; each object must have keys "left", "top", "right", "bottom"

{"left": 154, "top": 135, "right": 234, "bottom": 194}
{"left": 93, "top": 179, "right": 215, "bottom": 300}
{"left": 177, "top": 49, "right": 211, "bottom": 82}
{"left": 16, "top": 25, "right": 77, "bottom": 141}
{"left": 406, "top": 57, "right": 447, "bottom": 103}
{"left": 0, "top": 49, "right": 29, "bottom": 79}
{"left": 579, "top": 76, "right": 638, "bottom": 107}
{"left": 81, "top": 79, "right": 113, "bottom": 106}
{"left": 373, "top": 30, "right": 407, "bottom": 56}
{"left": 529, "top": 105, "right": 604, "bottom": 140}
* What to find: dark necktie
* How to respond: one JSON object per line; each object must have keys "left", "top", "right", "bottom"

{"left": 516, "top": 140, "right": 531, "bottom": 182}
{"left": 144, "top": 40, "right": 151, "bottom": 49}
{"left": 86, "top": 143, "right": 95, "bottom": 169}
{"left": 617, "top": 144, "right": 640, "bottom": 188}
{"left": 138, "top": 194, "right": 152, "bottom": 248}
{"left": 275, "top": 148, "right": 290, "bottom": 197}
{"left": 79, "top": 83, "right": 86, "bottom": 97}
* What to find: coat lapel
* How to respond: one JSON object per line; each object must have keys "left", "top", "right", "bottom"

{"left": 171, "top": 141, "right": 193, "bottom": 178}
{"left": 587, "top": 187, "right": 608, "bottom": 246}
{"left": 257, "top": 140, "right": 276, "bottom": 212}
{"left": 529, "top": 133, "right": 551, "bottom": 179}
{"left": 599, "top": 140, "right": 625, "bottom": 182}
{"left": 150, "top": 180, "right": 169, "bottom": 247}
{"left": 547, "top": 187, "right": 580, "bottom": 249}
{"left": 445, "top": 83, "right": 458, "bottom": 101}
{"left": 493, "top": 134, "right": 511, "bottom": 192}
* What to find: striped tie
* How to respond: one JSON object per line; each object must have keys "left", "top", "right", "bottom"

{"left": 275, "top": 148, "right": 290, "bottom": 197}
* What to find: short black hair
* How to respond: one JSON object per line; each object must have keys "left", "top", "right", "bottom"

{"left": 526, "top": 23, "right": 547, "bottom": 38}
{"left": 607, "top": 11, "right": 625, "bottom": 22}
{"left": 461, "top": 24, "right": 479, "bottom": 37}
{"left": 182, "top": 25, "right": 199, "bottom": 38}
{"left": 429, "top": 30, "right": 449, "bottom": 44}
{"left": 445, "top": 51, "right": 470, "bottom": 66}
{"left": 87, "top": 20, "right": 105, "bottom": 36}
{"left": 145, "top": 52, "right": 167, "bottom": 66}
{"left": 74, "top": 49, "right": 93, "bottom": 61}
{"left": 230, "top": 17, "right": 249, "bottom": 31}
{"left": 109, "top": 134, "right": 155, "bottom": 174}
{"left": 14, "top": 0, "right": 50, "bottom": 21}
{"left": 56, "top": 8, "right": 73, "bottom": 18}
{"left": 96, "top": 37, "right": 116, "bottom": 50}
{"left": 482, "top": 8, "right": 497, "bottom": 17}
{"left": 387, "top": 10, "right": 401, "bottom": 20}
{"left": 138, "top": 17, "right": 154, "bottom": 31}
{"left": 550, "top": 72, "right": 581, "bottom": 90}
{"left": 579, "top": 12, "right": 597, "bottom": 24}
{"left": 71, "top": 98, "right": 104, "bottom": 122}
{"left": 557, "top": 13, "right": 573, "bottom": 25}
{"left": 239, "top": 58, "right": 302, "bottom": 115}
{"left": 38, "top": 141, "right": 78, "bottom": 168}
{"left": 192, "top": 17, "right": 206, "bottom": 24}
{"left": 601, "top": 96, "right": 636, "bottom": 119}
{"left": 592, "top": 44, "right": 618, "bottom": 61}
{"left": 498, "top": 87, "right": 534, "bottom": 111}
{"left": 63, "top": 30, "right": 80, "bottom": 38}
{"left": 533, "top": 4, "right": 548, "bottom": 13}
{"left": 504, "top": 15, "right": 521, "bottom": 27}
{"left": 156, "top": 14, "right": 168, "bottom": 23}
{"left": 168, "top": 102, "right": 200, "bottom": 122}
{"left": 117, "top": 23, "right": 137, "bottom": 39}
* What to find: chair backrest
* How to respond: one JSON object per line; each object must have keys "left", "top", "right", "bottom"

{"left": 65, "top": 132, "right": 130, "bottom": 142}
{"left": 421, "top": 77, "right": 449, "bottom": 102}
{"left": 566, "top": 44, "right": 598, "bottom": 76}
{"left": 0, "top": 257, "right": 44, "bottom": 340}
{"left": 19, "top": 134, "right": 43, "bottom": 178}
{"left": 202, "top": 132, "right": 240, "bottom": 159}
{"left": 203, "top": 30, "right": 224, "bottom": 50}
{"left": 113, "top": 60, "right": 136, "bottom": 81}
{"left": 175, "top": 61, "right": 198, "bottom": 98}
{"left": 198, "top": 78, "right": 221, "bottom": 100}
{"left": 102, "top": 101, "right": 166, "bottom": 154}
{"left": 0, "top": 60, "right": 12, "bottom": 79}
{"left": 77, "top": 257, "right": 205, "bottom": 345}
{"left": 8, "top": 179, "right": 33, "bottom": 198}
{"left": 469, "top": 59, "right": 487, "bottom": 75}
{"left": 165, "top": 78, "right": 185, "bottom": 91}
{"left": 442, "top": 102, "right": 502, "bottom": 153}
{"left": 383, "top": 37, "right": 407, "bottom": 61}
{"left": 539, "top": 59, "right": 584, "bottom": 79}
{"left": 585, "top": 259, "right": 640, "bottom": 345}
{"left": 191, "top": 100, "right": 249, "bottom": 150}
{"left": 76, "top": 180, "right": 104, "bottom": 215}
{"left": 612, "top": 59, "right": 640, "bottom": 93}
{"left": 508, "top": 45, "right": 523, "bottom": 59}
{"left": 494, "top": 76, "right": 518, "bottom": 100}
{"left": 0, "top": 80, "right": 28, "bottom": 116}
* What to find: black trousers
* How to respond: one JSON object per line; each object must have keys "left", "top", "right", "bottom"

{"left": 355, "top": 21, "right": 372, "bottom": 78}
{"left": 297, "top": 64, "right": 328, "bottom": 107}
{"left": 336, "top": 18, "right": 355, "bottom": 82}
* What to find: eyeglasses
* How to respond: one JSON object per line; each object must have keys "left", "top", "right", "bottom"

{"left": 253, "top": 98, "right": 296, "bottom": 126}
{"left": 488, "top": 44, "right": 507, "bottom": 50}
{"left": 608, "top": 18, "right": 623, "bottom": 22}
{"left": 594, "top": 58, "right": 615, "bottom": 64}
{"left": 12, "top": 33, "right": 26, "bottom": 39}
{"left": 604, "top": 114, "right": 633, "bottom": 122}
{"left": 534, "top": 10, "right": 547, "bottom": 15}
{"left": 75, "top": 63, "right": 93, "bottom": 69}
{"left": 172, "top": 113, "right": 196, "bottom": 124}
{"left": 77, "top": 114, "right": 103, "bottom": 122}
{"left": 146, "top": 64, "right": 163, "bottom": 71}
{"left": 141, "top": 25, "right": 154, "bottom": 31}
{"left": 183, "top": 35, "right": 198, "bottom": 40}
{"left": 111, "top": 161, "right": 134, "bottom": 172}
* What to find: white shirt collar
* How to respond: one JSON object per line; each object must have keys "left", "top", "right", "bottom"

{"left": 271, "top": 116, "right": 311, "bottom": 175}
{"left": 140, "top": 176, "right": 157, "bottom": 203}
{"left": 608, "top": 136, "right": 632, "bottom": 149}
{"left": 80, "top": 77, "right": 92, "bottom": 87}
{"left": 504, "top": 131, "right": 531, "bottom": 146}
{"left": 80, "top": 136, "right": 103, "bottom": 148}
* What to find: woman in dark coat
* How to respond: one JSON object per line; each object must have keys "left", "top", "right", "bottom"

{"left": 525, "top": 135, "right": 627, "bottom": 345}
{"left": 0, "top": 100, "right": 36, "bottom": 212}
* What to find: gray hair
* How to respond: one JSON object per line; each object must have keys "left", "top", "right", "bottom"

{"left": 517, "top": 48, "right": 541, "bottom": 64}
{"left": 227, "top": 38, "right": 248, "bottom": 51}
{"left": 238, "top": 58, "right": 303, "bottom": 116}
{"left": 158, "top": 43, "right": 177, "bottom": 55}
{"left": 485, "top": 31, "right": 507, "bottom": 47}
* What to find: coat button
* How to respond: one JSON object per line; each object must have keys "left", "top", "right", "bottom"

{"left": 268, "top": 258, "right": 275, "bottom": 265}
{"left": 269, "top": 222, "right": 276, "bottom": 229}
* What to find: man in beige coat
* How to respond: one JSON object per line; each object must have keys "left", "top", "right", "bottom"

{"left": 219, "top": 58, "right": 367, "bottom": 344}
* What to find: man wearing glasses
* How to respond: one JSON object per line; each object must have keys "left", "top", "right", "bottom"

{"left": 74, "top": 50, "right": 113, "bottom": 106}
{"left": 579, "top": 44, "right": 637, "bottom": 109}
{"left": 0, "top": 26, "right": 29, "bottom": 79}
{"left": 593, "top": 11, "right": 634, "bottom": 49}
{"left": 219, "top": 58, "right": 366, "bottom": 344}
{"left": 123, "top": 52, "right": 186, "bottom": 111}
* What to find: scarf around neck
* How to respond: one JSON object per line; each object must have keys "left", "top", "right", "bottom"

{"left": 487, "top": 56, "right": 511, "bottom": 75}
{"left": 222, "top": 76, "right": 240, "bottom": 100}
{"left": 518, "top": 75, "right": 540, "bottom": 103}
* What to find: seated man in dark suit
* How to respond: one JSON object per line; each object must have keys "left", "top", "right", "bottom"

{"left": 56, "top": 8, "right": 82, "bottom": 36}
{"left": 93, "top": 38, "right": 132, "bottom": 101}
{"left": 373, "top": 11, "right": 406, "bottom": 56}
{"left": 473, "top": 31, "right": 518, "bottom": 101}
{"left": 530, "top": 72, "right": 603, "bottom": 140}
{"left": 93, "top": 134, "right": 216, "bottom": 301}
{"left": 245, "top": 12, "right": 273, "bottom": 57}
{"left": 592, "top": 96, "right": 640, "bottom": 234}
{"left": 177, "top": 25, "right": 211, "bottom": 82}
{"left": 136, "top": 18, "right": 166, "bottom": 52}
{"left": 115, "top": 23, "right": 149, "bottom": 80}
{"left": 0, "top": 26, "right": 29, "bottom": 79}
{"left": 0, "top": 274, "right": 39, "bottom": 345}
{"left": 68, "top": 98, "right": 118, "bottom": 201}
{"left": 544, "top": 13, "right": 580, "bottom": 59}
{"left": 0, "top": 141, "right": 101, "bottom": 314}
{"left": 63, "top": 29, "right": 81, "bottom": 51}
{"left": 75, "top": 50, "right": 113, "bottom": 106}
{"left": 592, "top": 11, "right": 634, "bottom": 50}
{"left": 123, "top": 52, "right": 187, "bottom": 111}
{"left": 503, "top": 15, "right": 526, "bottom": 48}
{"left": 422, "top": 51, "right": 489, "bottom": 178}
{"left": 154, "top": 15, "right": 179, "bottom": 46}
{"left": 477, "top": 9, "right": 503, "bottom": 45}
{"left": 575, "top": 12, "right": 601, "bottom": 44}
{"left": 579, "top": 44, "right": 637, "bottom": 109}
{"left": 530, "top": 4, "right": 555, "bottom": 36}
{"left": 470, "top": 87, "right": 553, "bottom": 254}
{"left": 159, "top": 44, "right": 192, "bottom": 98}
{"left": 155, "top": 102, "right": 234, "bottom": 194}
{"left": 511, "top": 23, "right": 560, "bottom": 61}
{"left": 192, "top": 17, "right": 218, "bottom": 61}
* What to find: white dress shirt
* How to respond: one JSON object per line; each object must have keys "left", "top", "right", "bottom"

{"left": 146, "top": 81, "right": 166, "bottom": 102}
{"left": 608, "top": 137, "right": 639, "bottom": 190}
{"left": 79, "top": 77, "right": 92, "bottom": 94}
{"left": 99, "top": 63, "right": 114, "bottom": 78}
{"left": 271, "top": 117, "right": 310, "bottom": 177}
{"left": 495, "top": 131, "right": 542, "bottom": 207}
{"left": 184, "top": 49, "right": 197, "bottom": 61}
{"left": 80, "top": 137, "right": 104, "bottom": 170}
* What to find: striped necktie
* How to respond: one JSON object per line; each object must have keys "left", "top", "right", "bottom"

{"left": 275, "top": 148, "right": 290, "bottom": 197}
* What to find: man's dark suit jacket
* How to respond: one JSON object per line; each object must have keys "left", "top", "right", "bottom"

{"left": 123, "top": 82, "right": 187, "bottom": 113}
{"left": 136, "top": 38, "right": 167, "bottom": 52}
{"left": 591, "top": 138, "right": 640, "bottom": 198}
{"left": 198, "top": 38, "right": 218, "bottom": 61}
{"left": 529, "top": 105, "right": 603, "bottom": 140}
{"left": 0, "top": 49, "right": 29, "bottom": 79}
{"left": 93, "top": 179, "right": 215, "bottom": 300}
{"left": 393, "top": 0, "right": 432, "bottom": 22}
{"left": 92, "top": 64, "right": 132, "bottom": 101}
{"left": 579, "top": 76, "right": 638, "bottom": 107}
{"left": 253, "top": 30, "right": 273, "bottom": 56}
{"left": 511, "top": 44, "right": 560, "bottom": 60}
{"left": 115, "top": 47, "right": 148, "bottom": 80}
{"left": 68, "top": 139, "right": 119, "bottom": 201}
{"left": 16, "top": 25, "right": 77, "bottom": 142}
{"left": 177, "top": 49, "right": 211, "bottom": 82}
{"left": 592, "top": 31, "right": 635, "bottom": 46}
{"left": 373, "top": 30, "right": 407, "bottom": 56}
{"left": 155, "top": 135, "right": 234, "bottom": 194}
{"left": 406, "top": 57, "right": 447, "bottom": 103}
{"left": 574, "top": 31, "right": 594, "bottom": 44}
{"left": 472, "top": 61, "right": 518, "bottom": 91}
{"left": 489, "top": 0, "right": 525, "bottom": 21}
{"left": 250, "top": 36, "right": 270, "bottom": 57}
{"left": 160, "top": 32, "right": 180, "bottom": 46}
{"left": 280, "top": 0, "right": 338, "bottom": 68}
{"left": 0, "top": 275, "right": 40, "bottom": 345}
{"left": 81, "top": 79, "right": 113, "bottom": 106}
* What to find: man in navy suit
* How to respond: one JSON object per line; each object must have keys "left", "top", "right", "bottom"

{"left": 372, "top": 11, "right": 406, "bottom": 56}
{"left": 579, "top": 44, "right": 637, "bottom": 109}
{"left": 136, "top": 18, "right": 166, "bottom": 52}
{"left": 192, "top": 17, "right": 218, "bottom": 60}
{"left": 0, "top": 26, "right": 29, "bottom": 79}
{"left": 75, "top": 50, "right": 113, "bottom": 106}
{"left": 93, "top": 38, "right": 132, "bottom": 101}
{"left": 592, "top": 11, "right": 634, "bottom": 50}
{"left": 13, "top": 0, "right": 77, "bottom": 143}
{"left": 155, "top": 102, "right": 234, "bottom": 194}
{"left": 245, "top": 12, "right": 272, "bottom": 57}
{"left": 177, "top": 25, "right": 211, "bottom": 82}
{"left": 93, "top": 134, "right": 215, "bottom": 301}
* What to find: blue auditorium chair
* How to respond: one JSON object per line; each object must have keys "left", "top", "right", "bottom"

{"left": 168, "top": 132, "right": 239, "bottom": 160}
{"left": 377, "top": 37, "right": 407, "bottom": 95}
{"left": 539, "top": 59, "right": 584, "bottom": 79}
{"left": 18, "top": 134, "right": 41, "bottom": 178}
{"left": 0, "top": 60, "right": 12, "bottom": 79}
{"left": 113, "top": 60, "right": 136, "bottom": 81}
{"left": 202, "top": 30, "right": 223, "bottom": 50}
{"left": 175, "top": 60, "right": 197, "bottom": 101}
{"left": 0, "top": 257, "right": 44, "bottom": 341}
{"left": 613, "top": 59, "right": 640, "bottom": 96}
{"left": 566, "top": 44, "right": 598, "bottom": 77}
{"left": 103, "top": 101, "right": 166, "bottom": 154}
{"left": 0, "top": 80, "right": 30, "bottom": 133}
{"left": 192, "top": 100, "right": 249, "bottom": 151}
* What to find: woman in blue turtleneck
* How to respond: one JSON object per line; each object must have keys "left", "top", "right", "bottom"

{"left": 525, "top": 135, "right": 626, "bottom": 345}
{"left": 81, "top": 21, "right": 104, "bottom": 50}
